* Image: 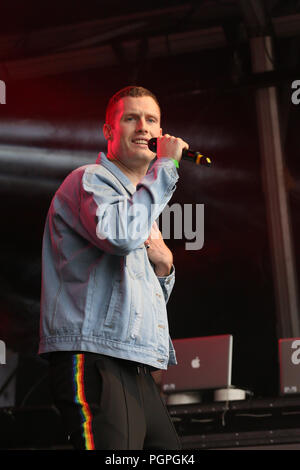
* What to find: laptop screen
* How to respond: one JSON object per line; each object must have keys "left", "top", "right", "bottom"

{"left": 162, "top": 335, "right": 233, "bottom": 393}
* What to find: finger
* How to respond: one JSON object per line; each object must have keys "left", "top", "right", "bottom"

{"left": 150, "top": 223, "right": 160, "bottom": 239}
{"left": 182, "top": 139, "right": 189, "bottom": 150}
{"left": 176, "top": 137, "right": 189, "bottom": 150}
{"left": 151, "top": 221, "right": 159, "bottom": 232}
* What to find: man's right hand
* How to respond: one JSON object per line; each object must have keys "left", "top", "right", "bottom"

{"left": 156, "top": 134, "right": 189, "bottom": 164}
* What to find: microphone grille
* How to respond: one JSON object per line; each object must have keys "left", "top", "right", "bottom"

{"left": 148, "top": 138, "right": 157, "bottom": 152}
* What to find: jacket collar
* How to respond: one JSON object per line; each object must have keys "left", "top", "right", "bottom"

{"left": 96, "top": 152, "right": 136, "bottom": 195}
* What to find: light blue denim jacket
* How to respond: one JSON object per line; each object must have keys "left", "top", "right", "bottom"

{"left": 39, "top": 153, "right": 178, "bottom": 369}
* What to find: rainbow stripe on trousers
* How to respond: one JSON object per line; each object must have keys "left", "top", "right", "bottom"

{"left": 72, "top": 354, "right": 95, "bottom": 450}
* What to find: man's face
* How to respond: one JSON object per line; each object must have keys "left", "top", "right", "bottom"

{"left": 104, "top": 96, "right": 162, "bottom": 165}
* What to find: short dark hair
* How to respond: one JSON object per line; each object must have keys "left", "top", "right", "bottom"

{"left": 105, "top": 86, "right": 161, "bottom": 126}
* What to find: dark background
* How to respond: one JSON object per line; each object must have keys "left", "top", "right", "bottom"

{"left": 0, "top": 0, "right": 300, "bottom": 417}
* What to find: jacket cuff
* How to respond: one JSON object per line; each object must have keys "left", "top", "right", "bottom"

{"left": 157, "top": 265, "right": 175, "bottom": 303}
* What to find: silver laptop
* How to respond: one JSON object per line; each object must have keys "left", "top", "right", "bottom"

{"left": 162, "top": 335, "right": 233, "bottom": 393}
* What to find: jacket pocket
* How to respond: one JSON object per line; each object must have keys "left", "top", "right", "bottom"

{"left": 128, "top": 278, "right": 143, "bottom": 340}
{"left": 103, "top": 280, "right": 121, "bottom": 328}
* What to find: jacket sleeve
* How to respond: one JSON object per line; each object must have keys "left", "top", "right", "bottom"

{"left": 78, "top": 158, "right": 178, "bottom": 255}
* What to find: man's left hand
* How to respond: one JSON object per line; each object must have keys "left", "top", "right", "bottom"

{"left": 144, "top": 222, "right": 173, "bottom": 277}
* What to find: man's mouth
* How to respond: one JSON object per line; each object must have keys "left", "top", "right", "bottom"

{"left": 132, "top": 138, "right": 149, "bottom": 146}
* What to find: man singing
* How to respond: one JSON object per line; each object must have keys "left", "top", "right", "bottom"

{"left": 39, "top": 86, "right": 188, "bottom": 450}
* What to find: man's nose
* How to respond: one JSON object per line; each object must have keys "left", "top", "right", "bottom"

{"left": 136, "top": 117, "right": 148, "bottom": 132}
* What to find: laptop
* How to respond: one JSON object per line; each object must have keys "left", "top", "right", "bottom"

{"left": 162, "top": 334, "right": 233, "bottom": 393}
{"left": 279, "top": 337, "right": 300, "bottom": 395}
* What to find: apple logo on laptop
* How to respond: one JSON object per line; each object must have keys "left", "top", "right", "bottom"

{"left": 191, "top": 356, "right": 200, "bottom": 368}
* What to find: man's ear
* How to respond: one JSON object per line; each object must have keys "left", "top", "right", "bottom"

{"left": 103, "top": 123, "right": 112, "bottom": 141}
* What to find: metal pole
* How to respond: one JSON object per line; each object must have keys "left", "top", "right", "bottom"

{"left": 250, "top": 35, "right": 300, "bottom": 337}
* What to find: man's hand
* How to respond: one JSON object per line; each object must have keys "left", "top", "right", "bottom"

{"left": 144, "top": 221, "right": 173, "bottom": 277}
{"left": 156, "top": 134, "right": 189, "bottom": 164}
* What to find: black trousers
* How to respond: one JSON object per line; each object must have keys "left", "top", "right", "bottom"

{"left": 48, "top": 351, "right": 181, "bottom": 450}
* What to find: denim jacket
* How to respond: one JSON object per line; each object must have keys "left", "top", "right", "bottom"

{"left": 39, "top": 153, "right": 178, "bottom": 369}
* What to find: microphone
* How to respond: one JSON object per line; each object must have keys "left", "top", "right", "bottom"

{"left": 148, "top": 137, "right": 212, "bottom": 167}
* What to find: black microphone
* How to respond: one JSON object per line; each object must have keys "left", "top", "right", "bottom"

{"left": 148, "top": 138, "right": 212, "bottom": 167}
